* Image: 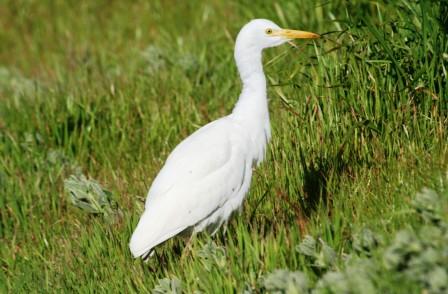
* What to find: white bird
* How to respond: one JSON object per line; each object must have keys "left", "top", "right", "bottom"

{"left": 130, "top": 19, "right": 319, "bottom": 258}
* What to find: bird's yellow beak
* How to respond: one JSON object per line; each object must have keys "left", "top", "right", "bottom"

{"left": 272, "top": 29, "right": 320, "bottom": 39}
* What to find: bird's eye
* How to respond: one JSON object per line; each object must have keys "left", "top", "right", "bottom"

{"left": 265, "top": 28, "right": 273, "bottom": 35}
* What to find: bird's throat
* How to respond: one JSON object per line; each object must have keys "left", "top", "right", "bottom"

{"left": 232, "top": 47, "right": 268, "bottom": 123}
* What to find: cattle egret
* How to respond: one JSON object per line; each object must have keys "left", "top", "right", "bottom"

{"left": 130, "top": 19, "right": 319, "bottom": 258}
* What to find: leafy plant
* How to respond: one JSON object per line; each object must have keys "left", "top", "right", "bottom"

{"left": 262, "top": 269, "right": 309, "bottom": 294}
{"left": 64, "top": 174, "right": 121, "bottom": 223}
{"left": 152, "top": 277, "right": 183, "bottom": 294}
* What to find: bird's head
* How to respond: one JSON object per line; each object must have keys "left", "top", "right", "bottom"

{"left": 236, "top": 19, "right": 319, "bottom": 50}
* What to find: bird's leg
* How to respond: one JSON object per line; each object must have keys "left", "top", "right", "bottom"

{"left": 142, "top": 249, "right": 155, "bottom": 263}
{"left": 180, "top": 233, "right": 196, "bottom": 261}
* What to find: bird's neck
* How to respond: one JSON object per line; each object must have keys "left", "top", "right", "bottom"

{"left": 232, "top": 46, "right": 269, "bottom": 125}
{"left": 231, "top": 44, "right": 271, "bottom": 164}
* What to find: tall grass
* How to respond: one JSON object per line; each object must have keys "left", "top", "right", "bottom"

{"left": 0, "top": 0, "right": 447, "bottom": 292}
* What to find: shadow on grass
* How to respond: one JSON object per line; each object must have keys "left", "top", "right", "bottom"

{"left": 293, "top": 147, "right": 351, "bottom": 233}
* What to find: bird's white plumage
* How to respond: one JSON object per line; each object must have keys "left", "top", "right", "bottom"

{"left": 130, "top": 117, "right": 255, "bottom": 256}
{"left": 129, "top": 19, "right": 319, "bottom": 258}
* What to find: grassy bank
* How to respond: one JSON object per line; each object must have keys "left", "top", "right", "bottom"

{"left": 1, "top": 0, "right": 447, "bottom": 292}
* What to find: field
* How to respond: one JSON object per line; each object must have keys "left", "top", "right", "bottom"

{"left": 1, "top": 0, "right": 447, "bottom": 292}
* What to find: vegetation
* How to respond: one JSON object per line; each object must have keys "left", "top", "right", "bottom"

{"left": 1, "top": 0, "right": 447, "bottom": 292}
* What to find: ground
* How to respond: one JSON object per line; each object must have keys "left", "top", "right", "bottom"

{"left": 0, "top": 0, "right": 447, "bottom": 292}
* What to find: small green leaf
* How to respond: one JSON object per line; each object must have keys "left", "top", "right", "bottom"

{"left": 427, "top": 267, "right": 448, "bottom": 293}
{"left": 315, "top": 271, "right": 349, "bottom": 293}
{"left": 262, "top": 269, "right": 309, "bottom": 294}
{"left": 315, "top": 241, "right": 336, "bottom": 268}
{"left": 412, "top": 188, "right": 442, "bottom": 223}
{"left": 152, "top": 277, "right": 183, "bottom": 294}
{"left": 296, "top": 235, "right": 317, "bottom": 257}
{"left": 353, "top": 228, "right": 381, "bottom": 254}
{"left": 196, "top": 241, "right": 226, "bottom": 272}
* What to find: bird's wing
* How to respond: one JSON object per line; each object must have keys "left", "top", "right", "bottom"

{"left": 146, "top": 118, "right": 235, "bottom": 205}
{"left": 129, "top": 117, "right": 248, "bottom": 257}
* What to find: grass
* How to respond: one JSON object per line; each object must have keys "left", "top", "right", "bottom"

{"left": 0, "top": 0, "right": 447, "bottom": 292}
